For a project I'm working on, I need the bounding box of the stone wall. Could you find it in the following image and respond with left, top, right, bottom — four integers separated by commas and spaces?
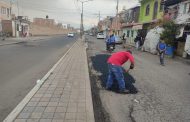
30, 23, 71, 36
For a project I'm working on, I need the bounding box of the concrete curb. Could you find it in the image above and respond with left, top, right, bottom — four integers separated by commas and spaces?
3, 40, 78, 122
83, 37, 95, 122
0, 41, 24, 46
0, 36, 55, 46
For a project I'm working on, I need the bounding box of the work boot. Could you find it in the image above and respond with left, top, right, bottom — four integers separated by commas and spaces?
118, 89, 130, 94
105, 87, 111, 91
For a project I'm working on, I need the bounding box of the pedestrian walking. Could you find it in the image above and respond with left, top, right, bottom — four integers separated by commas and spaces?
157, 40, 167, 66
134, 33, 142, 50
106, 50, 135, 94
122, 33, 126, 40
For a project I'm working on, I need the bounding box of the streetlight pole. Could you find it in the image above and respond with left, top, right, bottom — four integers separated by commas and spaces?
17, 0, 20, 16
78, 0, 92, 38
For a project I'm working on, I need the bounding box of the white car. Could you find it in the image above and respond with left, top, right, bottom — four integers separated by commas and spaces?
68, 33, 74, 37
97, 33, 105, 39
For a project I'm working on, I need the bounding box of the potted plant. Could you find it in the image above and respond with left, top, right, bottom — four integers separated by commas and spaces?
160, 20, 180, 57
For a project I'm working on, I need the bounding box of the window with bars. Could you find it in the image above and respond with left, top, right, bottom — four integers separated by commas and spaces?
160, 3, 164, 12
146, 4, 150, 16
1, 7, 6, 14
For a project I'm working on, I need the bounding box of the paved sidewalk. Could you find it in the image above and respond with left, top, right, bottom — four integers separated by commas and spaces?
5, 40, 94, 122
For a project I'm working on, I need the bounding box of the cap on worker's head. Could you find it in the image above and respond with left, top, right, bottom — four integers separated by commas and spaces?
126, 50, 132, 54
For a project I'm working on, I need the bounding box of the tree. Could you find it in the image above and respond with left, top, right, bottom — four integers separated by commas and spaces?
160, 20, 180, 46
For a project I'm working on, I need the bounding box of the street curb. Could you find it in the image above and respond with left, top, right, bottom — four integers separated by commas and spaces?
0, 41, 24, 46
83, 40, 95, 122
3, 40, 78, 122
0, 36, 53, 46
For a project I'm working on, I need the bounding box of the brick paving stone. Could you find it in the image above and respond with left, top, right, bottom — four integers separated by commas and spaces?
43, 94, 52, 98
56, 107, 67, 112
39, 119, 52, 122
40, 97, 50, 102
14, 119, 26, 122
41, 112, 54, 119
78, 103, 85, 108
76, 120, 86, 122
46, 90, 54, 94
27, 119, 39, 122
50, 97, 60, 102
68, 102, 77, 107
58, 102, 68, 107
30, 113, 42, 119
53, 113, 65, 119
77, 107, 86, 113
52, 94, 62, 98
22, 107, 35, 113
60, 98, 69, 103
37, 102, 49, 107
33, 94, 43, 98
17, 113, 31, 119
52, 119, 64, 122
67, 107, 77, 113
30, 97, 41, 102
76, 113, 86, 120
65, 120, 76, 122
33, 107, 45, 113
27, 102, 38, 107
44, 107, 57, 113
48, 102, 58, 107
65, 113, 76, 120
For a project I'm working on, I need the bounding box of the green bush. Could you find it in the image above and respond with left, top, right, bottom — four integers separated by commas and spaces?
160, 20, 180, 46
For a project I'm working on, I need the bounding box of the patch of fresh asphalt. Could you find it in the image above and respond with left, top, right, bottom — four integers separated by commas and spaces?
0, 35, 77, 121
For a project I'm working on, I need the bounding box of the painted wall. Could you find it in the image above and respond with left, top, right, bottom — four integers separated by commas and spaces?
0, 1, 11, 21
176, 1, 190, 24
122, 28, 138, 45
139, 0, 163, 23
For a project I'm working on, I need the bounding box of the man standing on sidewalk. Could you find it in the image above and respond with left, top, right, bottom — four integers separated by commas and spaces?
157, 40, 166, 66
106, 50, 135, 93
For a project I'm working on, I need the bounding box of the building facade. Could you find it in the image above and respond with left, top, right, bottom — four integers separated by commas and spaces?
139, 0, 164, 23
119, 6, 141, 45
98, 16, 112, 36
164, 0, 190, 57
0, 1, 11, 32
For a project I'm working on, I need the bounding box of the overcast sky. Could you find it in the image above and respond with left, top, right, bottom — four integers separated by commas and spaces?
3, 0, 139, 29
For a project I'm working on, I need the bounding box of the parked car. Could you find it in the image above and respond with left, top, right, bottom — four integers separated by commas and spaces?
67, 33, 74, 37
97, 33, 105, 39
89, 33, 93, 36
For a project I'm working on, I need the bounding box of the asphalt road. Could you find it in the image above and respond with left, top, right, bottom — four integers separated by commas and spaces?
87, 36, 190, 122
0, 35, 77, 121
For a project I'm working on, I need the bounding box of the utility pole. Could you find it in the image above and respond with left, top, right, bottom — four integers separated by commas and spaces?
17, 0, 20, 16
115, 0, 119, 36
98, 11, 100, 22
116, 0, 119, 15
78, 0, 92, 38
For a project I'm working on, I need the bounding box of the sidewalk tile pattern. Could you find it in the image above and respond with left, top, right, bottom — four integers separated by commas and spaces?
14, 40, 94, 122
